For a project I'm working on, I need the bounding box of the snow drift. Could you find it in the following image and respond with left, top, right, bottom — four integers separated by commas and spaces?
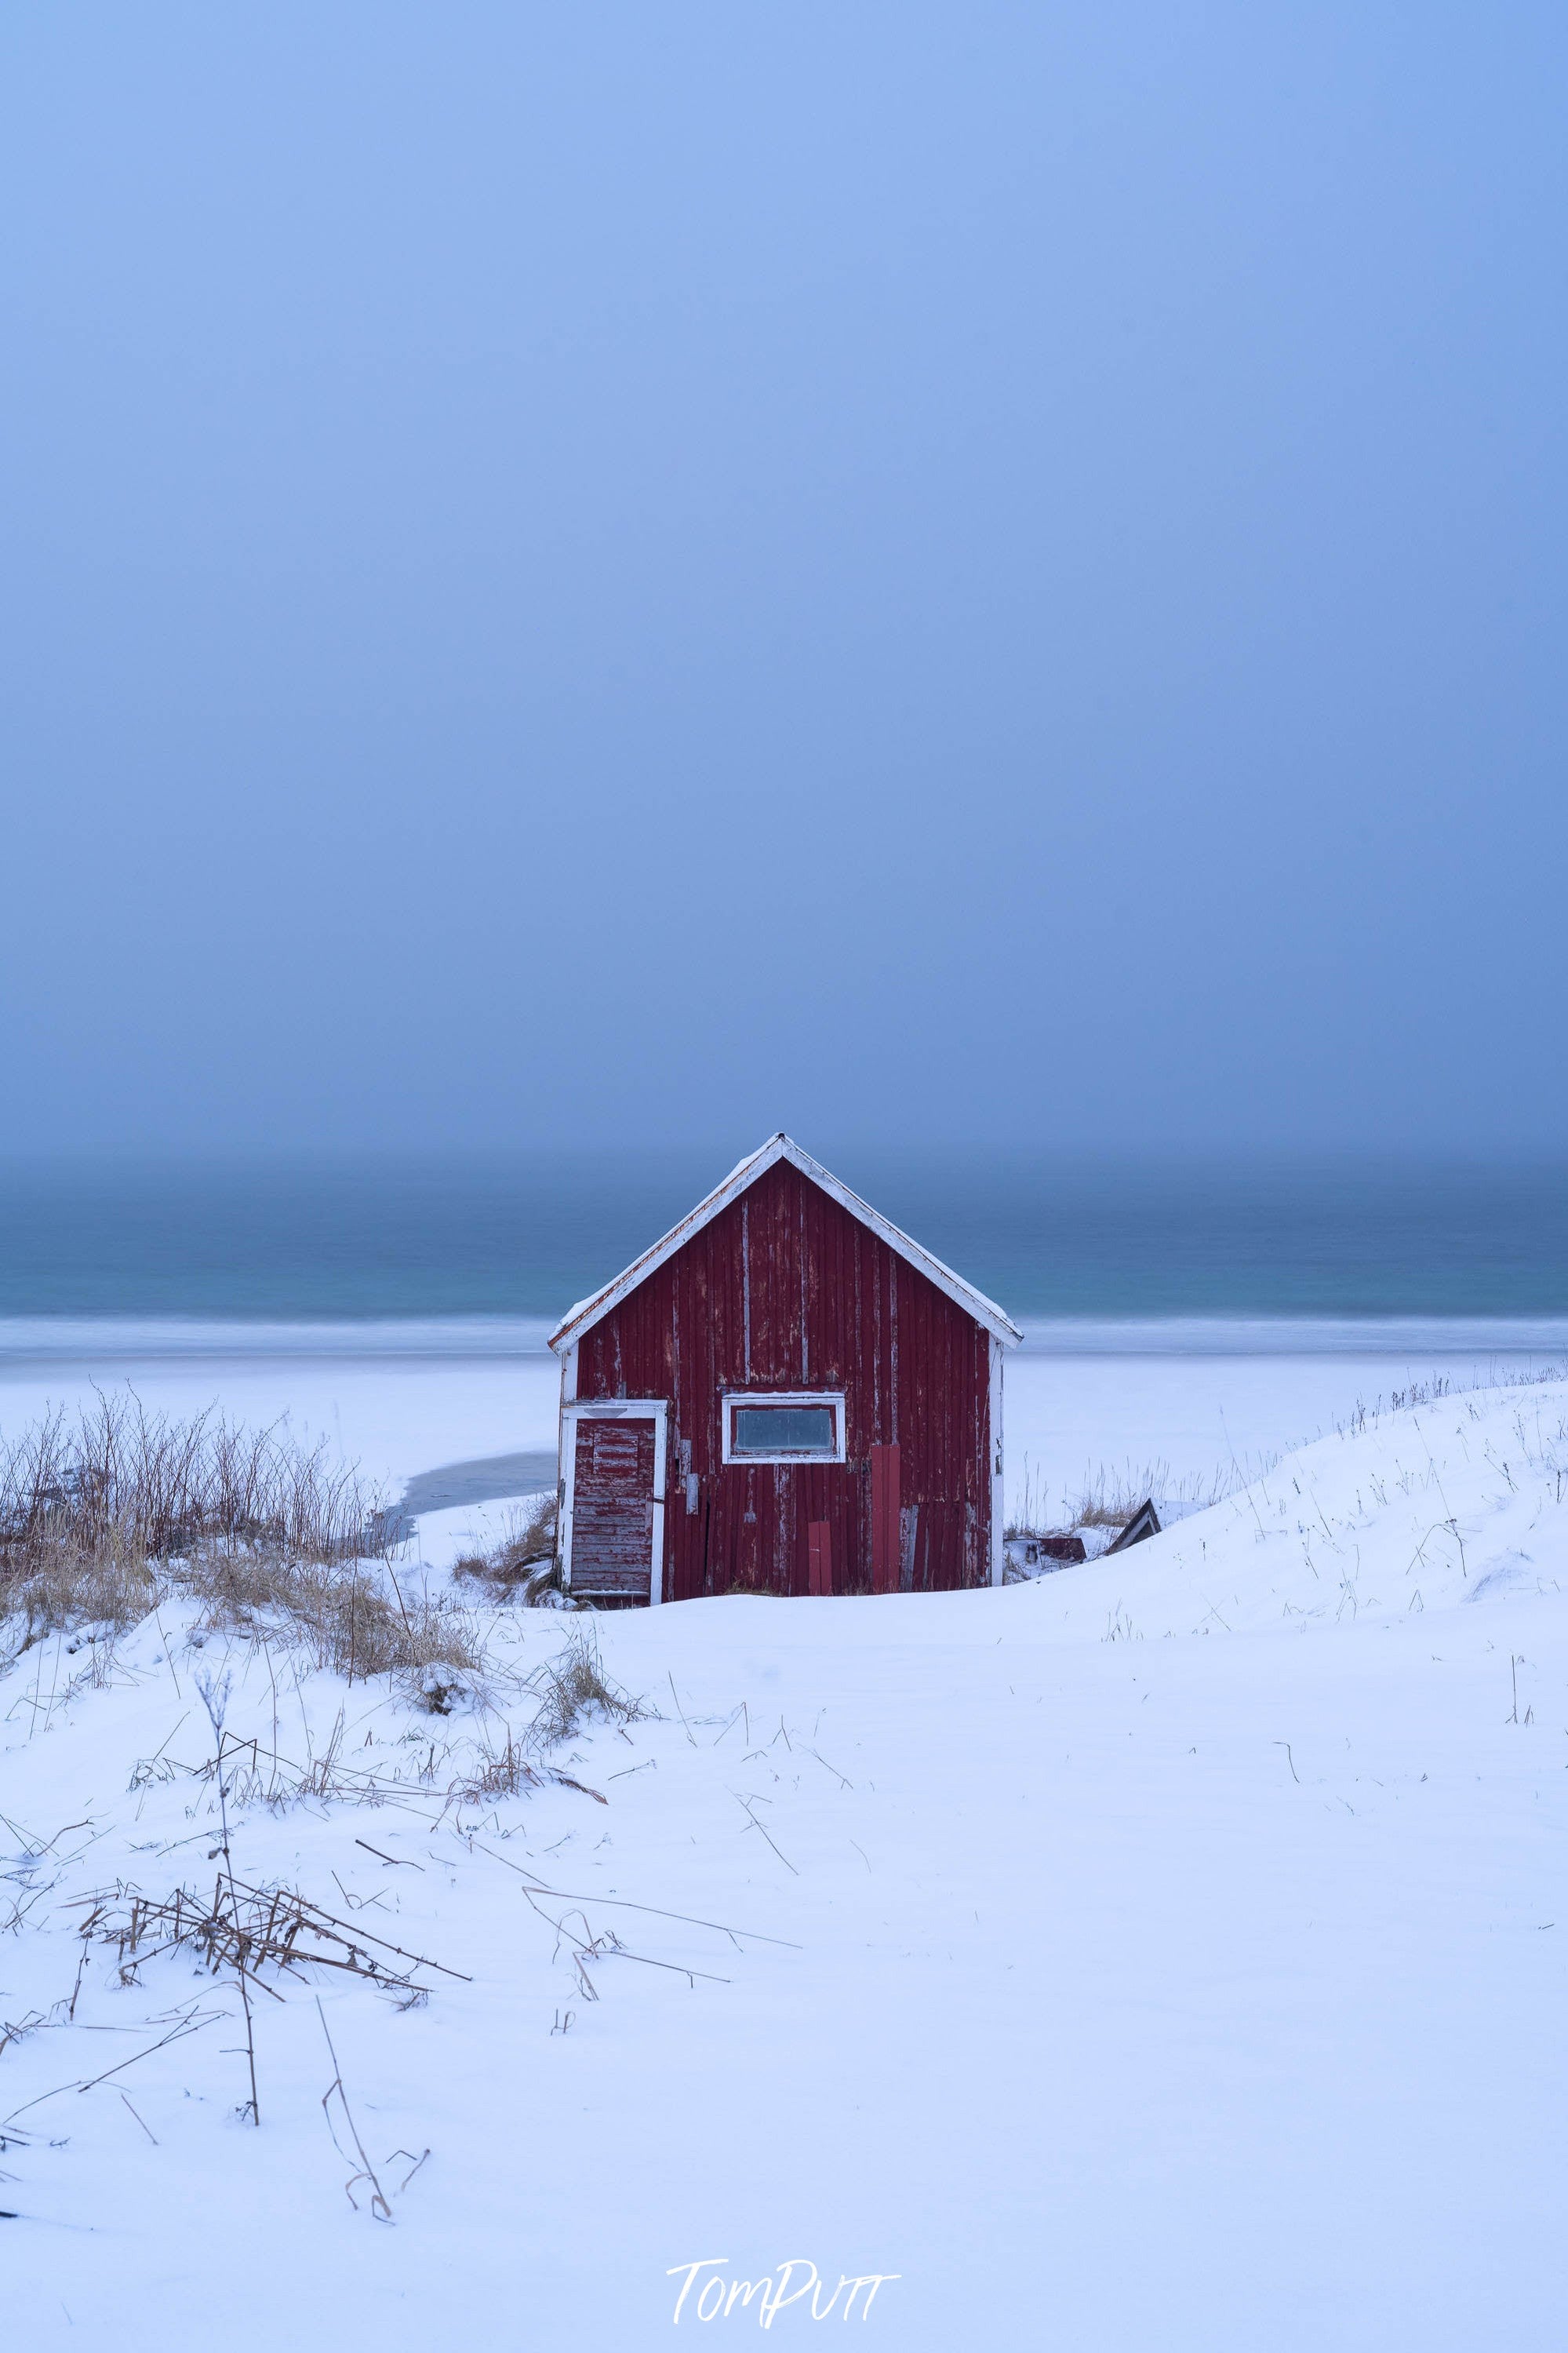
3, 1379, 1566, 2351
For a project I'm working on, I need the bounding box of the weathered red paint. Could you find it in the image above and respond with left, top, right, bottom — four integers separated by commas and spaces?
869, 1444, 900, 1594
567, 1156, 995, 1600
807, 1520, 831, 1596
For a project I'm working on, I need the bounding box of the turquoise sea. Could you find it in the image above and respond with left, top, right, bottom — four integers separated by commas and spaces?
0, 1152, 1564, 1328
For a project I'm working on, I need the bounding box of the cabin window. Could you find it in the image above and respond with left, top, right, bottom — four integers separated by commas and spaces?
735, 1406, 834, 1455
721, 1392, 846, 1465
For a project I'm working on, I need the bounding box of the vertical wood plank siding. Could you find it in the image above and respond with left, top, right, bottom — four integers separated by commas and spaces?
572, 1161, 992, 1599
869, 1444, 900, 1594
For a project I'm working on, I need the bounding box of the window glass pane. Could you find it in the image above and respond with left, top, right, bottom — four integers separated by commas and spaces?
732, 1405, 836, 1456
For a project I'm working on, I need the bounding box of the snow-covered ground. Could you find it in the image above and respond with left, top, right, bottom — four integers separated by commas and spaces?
0, 1324, 554, 1504
5, 1374, 1566, 2348
2, 1314, 1563, 1524
405, 1494, 551, 1572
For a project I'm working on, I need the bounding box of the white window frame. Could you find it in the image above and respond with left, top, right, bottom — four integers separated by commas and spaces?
720, 1390, 846, 1466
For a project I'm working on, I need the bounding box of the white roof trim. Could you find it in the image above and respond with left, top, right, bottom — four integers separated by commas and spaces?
548, 1134, 1024, 1353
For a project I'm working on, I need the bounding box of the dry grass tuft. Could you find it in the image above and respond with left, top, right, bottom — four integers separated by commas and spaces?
2, 1531, 159, 1652
443, 1628, 641, 1805
2, 1393, 372, 1564
526, 1623, 646, 1746
446, 1728, 577, 1805
1008, 1452, 1229, 1539
0, 1397, 379, 1655
172, 1546, 483, 1693
449, 1728, 539, 1803
72, 1873, 454, 1998
1073, 1492, 1148, 1531
1070, 1460, 1245, 1526
0, 1400, 490, 1694
451, 1493, 561, 1601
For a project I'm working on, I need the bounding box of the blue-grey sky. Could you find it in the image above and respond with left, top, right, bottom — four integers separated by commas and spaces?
2, 4, 1564, 1158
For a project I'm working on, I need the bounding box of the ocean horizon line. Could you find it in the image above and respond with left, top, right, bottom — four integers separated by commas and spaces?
2, 1312, 1566, 1362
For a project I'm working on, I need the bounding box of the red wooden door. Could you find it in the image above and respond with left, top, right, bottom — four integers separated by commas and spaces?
571, 1417, 657, 1601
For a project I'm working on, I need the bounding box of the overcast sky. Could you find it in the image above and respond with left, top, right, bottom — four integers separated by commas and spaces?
2, 5, 1564, 1160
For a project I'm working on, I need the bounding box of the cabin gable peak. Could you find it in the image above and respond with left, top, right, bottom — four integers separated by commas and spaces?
548, 1132, 1024, 1353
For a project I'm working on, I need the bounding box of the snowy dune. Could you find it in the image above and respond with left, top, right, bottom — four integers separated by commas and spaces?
1024, 1377, 1568, 1632
3, 1377, 1566, 2347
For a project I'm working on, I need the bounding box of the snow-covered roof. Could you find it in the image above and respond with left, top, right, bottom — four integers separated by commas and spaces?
548, 1133, 1024, 1353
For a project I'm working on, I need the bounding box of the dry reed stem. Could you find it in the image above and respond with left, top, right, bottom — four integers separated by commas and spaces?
70, 1873, 464, 1996
451, 1493, 562, 1600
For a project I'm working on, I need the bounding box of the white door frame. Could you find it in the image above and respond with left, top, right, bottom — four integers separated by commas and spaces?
988, 1335, 1005, 1588
559, 1398, 669, 1604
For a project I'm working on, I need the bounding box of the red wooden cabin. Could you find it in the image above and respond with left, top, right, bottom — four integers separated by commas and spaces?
548, 1135, 1023, 1604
